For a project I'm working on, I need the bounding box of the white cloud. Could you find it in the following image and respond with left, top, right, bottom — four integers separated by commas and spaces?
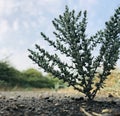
0, 48, 8, 57
0, 47, 13, 61
0, 19, 9, 33
0, 0, 18, 16
22, 21, 29, 29
17, 0, 63, 18
10, 51, 39, 71
13, 20, 19, 31
67, 0, 98, 11
0, 19, 10, 42
78, 0, 98, 10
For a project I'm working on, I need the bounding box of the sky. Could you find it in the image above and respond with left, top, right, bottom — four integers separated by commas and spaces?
0, 0, 120, 71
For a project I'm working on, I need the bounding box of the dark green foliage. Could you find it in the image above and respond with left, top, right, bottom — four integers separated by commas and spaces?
22, 68, 43, 79
22, 68, 65, 88
28, 6, 120, 100
0, 61, 21, 87
0, 61, 64, 89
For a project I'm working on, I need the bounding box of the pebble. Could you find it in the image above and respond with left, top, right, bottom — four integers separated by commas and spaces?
0, 94, 6, 99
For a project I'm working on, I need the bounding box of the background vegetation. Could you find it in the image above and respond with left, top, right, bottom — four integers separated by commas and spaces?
0, 60, 66, 90
0, 60, 120, 97
0, 61, 119, 93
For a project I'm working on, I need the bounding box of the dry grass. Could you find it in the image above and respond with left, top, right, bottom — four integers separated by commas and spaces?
97, 69, 120, 97
57, 69, 120, 97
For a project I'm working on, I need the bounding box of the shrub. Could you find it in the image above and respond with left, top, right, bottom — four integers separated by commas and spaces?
0, 61, 21, 86
22, 68, 43, 78
28, 6, 120, 100
0, 61, 65, 89
22, 68, 64, 88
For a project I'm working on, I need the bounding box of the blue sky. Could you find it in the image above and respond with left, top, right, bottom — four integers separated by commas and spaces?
0, 0, 120, 70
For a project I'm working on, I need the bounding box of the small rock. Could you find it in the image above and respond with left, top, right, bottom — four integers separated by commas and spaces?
110, 100, 116, 105
47, 99, 53, 102
102, 109, 111, 113
28, 107, 35, 111
0, 95, 6, 99
71, 97, 75, 100
17, 104, 25, 108
55, 103, 59, 106
75, 97, 84, 101
44, 96, 49, 100
0, 95, 2, 99
9, 96, 16, 100
16, 95, 21, 99
108, 93, 114, 98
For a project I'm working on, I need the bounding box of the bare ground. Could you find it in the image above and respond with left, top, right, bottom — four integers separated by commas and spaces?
0, 89, 120, 116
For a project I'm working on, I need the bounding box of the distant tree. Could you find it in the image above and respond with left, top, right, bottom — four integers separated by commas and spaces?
0, 61, 21, 85
28, 6, 120, 100
22, 68, 43, 78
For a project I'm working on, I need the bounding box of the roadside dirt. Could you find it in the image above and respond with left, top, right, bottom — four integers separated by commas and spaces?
0, 91, 120, 116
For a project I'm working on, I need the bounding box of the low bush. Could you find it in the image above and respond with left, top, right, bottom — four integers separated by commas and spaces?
28, 6, 120, 100
0, 61, 65, 89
